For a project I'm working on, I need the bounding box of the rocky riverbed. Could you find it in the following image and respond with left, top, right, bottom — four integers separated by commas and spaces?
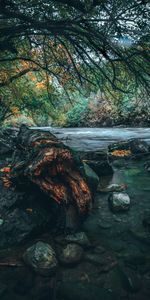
0, 127, 150, 300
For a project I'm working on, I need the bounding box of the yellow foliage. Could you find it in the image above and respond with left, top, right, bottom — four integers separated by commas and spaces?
110, 150, 132, 157
36, 81, 46, 89
11, 106, 20, 115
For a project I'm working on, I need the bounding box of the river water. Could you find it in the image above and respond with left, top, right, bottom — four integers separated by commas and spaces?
32, 127, 150, 151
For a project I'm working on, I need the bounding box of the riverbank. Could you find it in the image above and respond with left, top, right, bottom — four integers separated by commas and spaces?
0, 127, 150, 300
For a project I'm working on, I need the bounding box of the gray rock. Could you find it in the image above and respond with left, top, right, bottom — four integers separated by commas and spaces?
59, 243, 83, 265
65, 232, 90, 247
23, 241, 58, 276
0, 218, 4, 226
108, 139, 149, 156
98, 183, 127, 193
109, 192, 130, 212
83, 162, 99, 191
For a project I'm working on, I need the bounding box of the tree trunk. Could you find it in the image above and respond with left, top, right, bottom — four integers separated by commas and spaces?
9, 125, 92, 217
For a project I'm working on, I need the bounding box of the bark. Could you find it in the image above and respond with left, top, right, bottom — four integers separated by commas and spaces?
9, 125, 92, 216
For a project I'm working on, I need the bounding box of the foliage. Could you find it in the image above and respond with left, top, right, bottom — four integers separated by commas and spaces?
0, 0, 150, 93
66, 96, 90, 127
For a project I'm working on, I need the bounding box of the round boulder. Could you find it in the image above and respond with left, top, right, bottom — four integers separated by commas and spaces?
109, 192, 130, 212
59, 243, 83, 265
23, 241, 58, 276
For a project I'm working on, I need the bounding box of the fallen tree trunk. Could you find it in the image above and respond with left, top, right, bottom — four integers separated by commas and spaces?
8, 125, 92, 217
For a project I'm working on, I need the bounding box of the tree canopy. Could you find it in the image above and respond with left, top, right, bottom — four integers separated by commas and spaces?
0, 0, 150, 93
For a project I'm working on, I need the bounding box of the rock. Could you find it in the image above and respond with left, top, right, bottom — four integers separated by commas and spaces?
108, 192, 130, 212
130, 139, 149, 154
143, 215, 150, 230
0, 218, 4, 226
98, 183, 127, 193
0, 183, 54, 249
119, 267, 142, 292
57, 282, 118, 300
83, 162, 99, 191
85, 251, 117, 272
129, 226, 150, 245
98, 219, 112, 229
65, 232, 90, 247
108, 139, 150, 156
85, 160, 114, 177
59, 243, 83, 265
23, 241, 58, 276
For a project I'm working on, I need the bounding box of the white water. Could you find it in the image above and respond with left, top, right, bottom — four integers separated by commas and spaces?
32, 127, 150, 151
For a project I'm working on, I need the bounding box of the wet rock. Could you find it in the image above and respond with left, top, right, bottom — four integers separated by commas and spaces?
65, 232, 90, 247
129, 226, 150, 245
0, 182, 55, 249
98, 219, 112, 229
143, 215, 150, 230
108, 139, 150, 156
98, 183, 127, 193
57, 282, 118, 300
108, 192, 130, 212
130, 139, 149, 154
0, 218, 4, 226
23, 241, 58, 276
85, 251, 117, 272
59, 243, 83, 265
83, 162, 99, 191
85, 160, 114, 176
119, 267, 142, 292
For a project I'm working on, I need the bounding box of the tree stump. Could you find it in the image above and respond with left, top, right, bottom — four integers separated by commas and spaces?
8, 125, 92, 221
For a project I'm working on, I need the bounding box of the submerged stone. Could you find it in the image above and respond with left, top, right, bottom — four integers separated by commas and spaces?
65, 232, 90, 247
119, 267, 142, 292
108, 192, 130, 212
23, 241, 58, 276
57, 282, 118, 300
59, 243, 83, 265
83, 162, 99, 191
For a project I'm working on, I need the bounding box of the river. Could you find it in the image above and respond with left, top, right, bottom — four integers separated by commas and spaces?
32, 127, 150, 151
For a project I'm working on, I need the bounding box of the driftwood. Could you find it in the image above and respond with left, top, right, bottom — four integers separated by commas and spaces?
8, 125, 92, 217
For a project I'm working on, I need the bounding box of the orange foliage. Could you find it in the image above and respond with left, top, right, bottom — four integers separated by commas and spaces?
0, 167, 11, 173
110, 149, 132, 157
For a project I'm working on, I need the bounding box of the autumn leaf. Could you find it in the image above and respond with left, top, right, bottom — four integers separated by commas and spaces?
110, 149, 132, 157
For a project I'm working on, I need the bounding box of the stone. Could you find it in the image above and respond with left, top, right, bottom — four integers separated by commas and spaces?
23, 241, 58, 276
57, 282, 118, 300
143, 215, 150, 230
130, 139, 149, 154
108, 139, 150, 156
65, 232, 90, 247
0, 218, 4, 226
85, 251, 117, 272
59, 243, 83, 265
98, 183, 127, 193
129, 226, 150, 245
108, 192, 130, 212
119, 267, 142, 292
85, 160, 114, 177
83, 162, 99, 191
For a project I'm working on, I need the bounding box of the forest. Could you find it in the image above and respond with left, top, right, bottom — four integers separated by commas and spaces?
0, 0, 150, 127
0, 1, 150, 300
